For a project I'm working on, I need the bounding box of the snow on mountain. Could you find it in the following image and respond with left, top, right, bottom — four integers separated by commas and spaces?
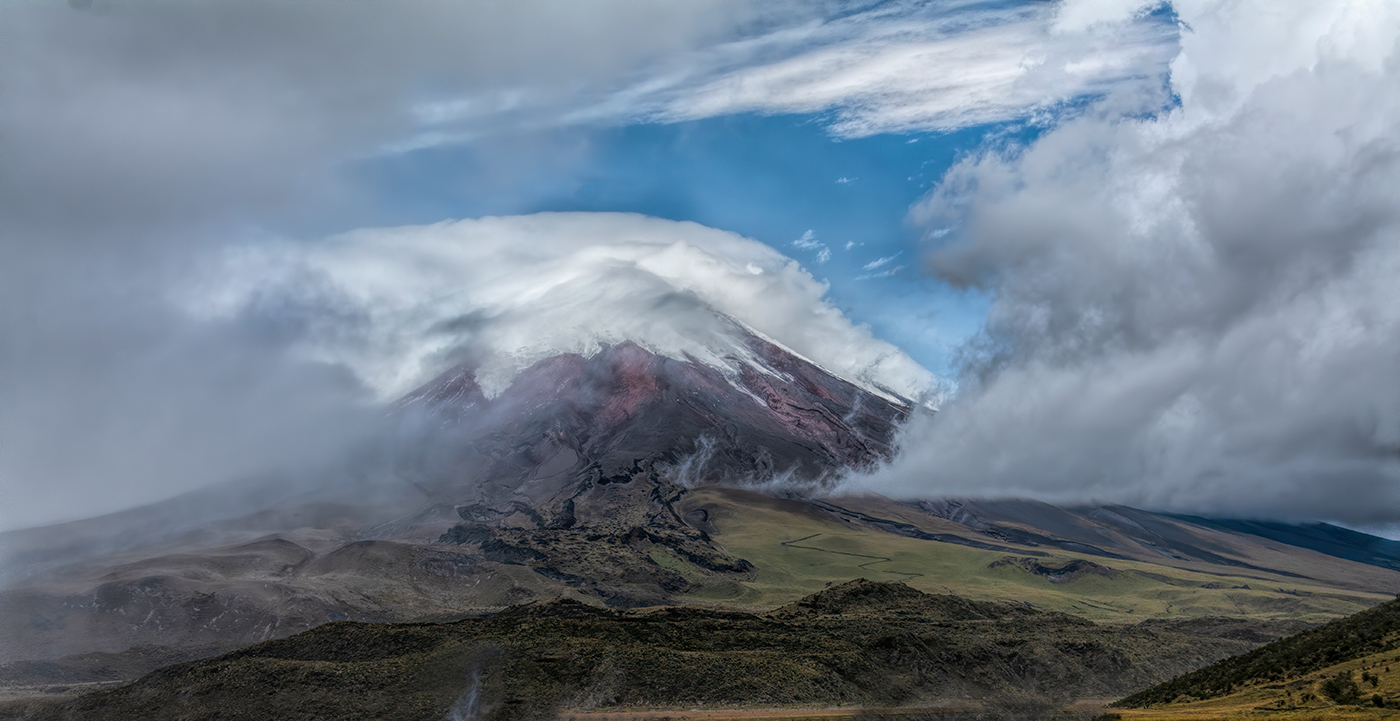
189, 212, 943, 408
392, 333, 913, 502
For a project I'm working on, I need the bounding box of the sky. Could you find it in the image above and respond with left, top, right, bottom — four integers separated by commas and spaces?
2, 0, 1398, 531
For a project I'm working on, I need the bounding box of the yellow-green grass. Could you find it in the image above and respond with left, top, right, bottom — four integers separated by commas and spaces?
1116, 643, 1400, 719
677, 488, 1390, 624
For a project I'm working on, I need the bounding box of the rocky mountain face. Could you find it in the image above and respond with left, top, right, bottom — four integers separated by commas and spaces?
387, 336, 910, 605
392, 335, 909, 502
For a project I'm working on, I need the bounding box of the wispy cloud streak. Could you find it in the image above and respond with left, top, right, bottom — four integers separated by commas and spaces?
564, 0, 1179, 137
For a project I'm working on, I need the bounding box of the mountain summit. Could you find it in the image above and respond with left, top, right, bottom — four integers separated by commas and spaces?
394, 328, 913, 502
384, 328, 914, 604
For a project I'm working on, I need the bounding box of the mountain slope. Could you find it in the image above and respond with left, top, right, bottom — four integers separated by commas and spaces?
675, 487, 1395, 622
392, 334, 910, 502
908, 498, 1400, 577
1118, 596, 1400, 708
390, 334, 914, 609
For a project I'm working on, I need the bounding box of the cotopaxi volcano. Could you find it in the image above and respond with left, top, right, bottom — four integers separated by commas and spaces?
3, 260, 1399, 717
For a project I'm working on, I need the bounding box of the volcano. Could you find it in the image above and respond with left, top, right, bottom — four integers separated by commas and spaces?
379, 329, 915, 605
393, 329, 911, 509
0, 325, 921, 666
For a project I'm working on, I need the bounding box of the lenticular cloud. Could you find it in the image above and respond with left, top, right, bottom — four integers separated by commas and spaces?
192, 212, 939, 404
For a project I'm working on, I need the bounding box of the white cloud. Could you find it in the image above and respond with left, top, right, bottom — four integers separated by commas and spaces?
862, 253, 902, 271
578, 1, 1180, 137
791, 229, 822, 249
193, 213, 939, 404
1052, 0, 1163, 34
860, 0, 1400, 523
791, 228, 831, 265
385, 1, 1180, 146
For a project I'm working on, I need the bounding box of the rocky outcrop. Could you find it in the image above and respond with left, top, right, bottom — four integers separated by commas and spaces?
989, 556, 1121, 584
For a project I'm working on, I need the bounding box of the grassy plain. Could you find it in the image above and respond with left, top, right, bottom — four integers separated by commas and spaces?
677, 488, 1391, 624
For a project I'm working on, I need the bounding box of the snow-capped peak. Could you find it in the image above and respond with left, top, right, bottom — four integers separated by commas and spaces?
188, 212, 941, 406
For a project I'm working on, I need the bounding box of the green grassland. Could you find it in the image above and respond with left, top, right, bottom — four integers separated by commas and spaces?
675, 488, 1391, 624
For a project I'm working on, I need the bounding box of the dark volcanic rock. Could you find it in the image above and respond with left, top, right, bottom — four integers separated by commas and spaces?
392, 334, 908, 607
989, 556, 1121, 584
435, 458, 751, 607
394, 336, 910, 503
770, 578, 1046, 621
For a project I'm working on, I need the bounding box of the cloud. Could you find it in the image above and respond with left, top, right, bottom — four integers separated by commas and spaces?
862, 253, 903, 272
193, 212, 939, 405
1053, 0, 1164, 34
791, 229, 823, 249
1, 1, 748, 236
855, 0, 1400, 523
580, 0, 1181, 137
791, 229, 831, 264
857, 252, 907, 279
371, 1, 1179, 144
0, 1, 760, 532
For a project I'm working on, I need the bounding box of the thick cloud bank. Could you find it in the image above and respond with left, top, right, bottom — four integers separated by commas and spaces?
194, 213, 939, 403
855, 0, 1400, 523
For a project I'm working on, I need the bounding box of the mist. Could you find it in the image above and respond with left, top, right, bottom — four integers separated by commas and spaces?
855, 0, 1400, 524
0, 0, 755, 532
12, 0, 976, 533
